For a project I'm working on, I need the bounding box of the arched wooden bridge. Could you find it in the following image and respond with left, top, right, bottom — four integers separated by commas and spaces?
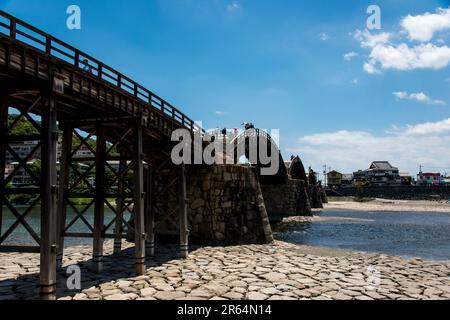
0, 11, 287, 300
230, 128, 287, 185
0, 10, 204, 299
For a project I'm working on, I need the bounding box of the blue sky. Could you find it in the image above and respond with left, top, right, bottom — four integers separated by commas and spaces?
3, 0, 450, 176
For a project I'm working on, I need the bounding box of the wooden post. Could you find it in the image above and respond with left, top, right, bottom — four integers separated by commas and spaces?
40, 93, 58, 300
113, 159, 126, 254
0, 93, 8, 239
93, 123, 105, 273
145, 163, 155, 256
133, 124, 146, 274
179, 164, 188, 258
56, 124, 72, 269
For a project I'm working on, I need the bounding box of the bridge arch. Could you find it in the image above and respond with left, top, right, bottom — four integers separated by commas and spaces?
230, 128, 287, 185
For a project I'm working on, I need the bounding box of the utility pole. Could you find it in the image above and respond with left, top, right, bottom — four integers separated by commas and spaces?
323, 164, 327, 187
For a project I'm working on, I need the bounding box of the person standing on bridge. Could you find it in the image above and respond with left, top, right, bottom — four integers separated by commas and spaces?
81, 59, 93, 73
242, 122, 255, 130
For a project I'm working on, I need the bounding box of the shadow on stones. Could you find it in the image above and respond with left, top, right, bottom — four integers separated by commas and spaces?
0, 243, 202, 300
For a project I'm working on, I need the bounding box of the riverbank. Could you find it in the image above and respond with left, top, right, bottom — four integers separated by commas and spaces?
324, 198, 450, 213
0, 240, 449, 300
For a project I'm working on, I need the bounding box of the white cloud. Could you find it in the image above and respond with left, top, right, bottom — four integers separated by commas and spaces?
344, 52, 358, 61
215, 111, 231, 116
362, 42, 450, 73
226, 1, 241, 13
354, 29, 391, 48
363, 61, 381, 74
403, 118, 450, 135
401, 8, 450, 42
351, 79, 359, 85
289, 118, 450, 174
393, 91, 408, 99
393, 91, 446, 105
319, 33, 329, 41
355, 8, 450, 74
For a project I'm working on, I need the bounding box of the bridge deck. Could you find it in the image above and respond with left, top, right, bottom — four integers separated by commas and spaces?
0, 10, 202, 153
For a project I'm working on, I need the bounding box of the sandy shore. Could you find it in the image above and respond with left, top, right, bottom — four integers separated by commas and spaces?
323, 198, 450, 213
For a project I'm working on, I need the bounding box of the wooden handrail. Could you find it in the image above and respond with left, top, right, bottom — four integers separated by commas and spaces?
0, 10, 204, 134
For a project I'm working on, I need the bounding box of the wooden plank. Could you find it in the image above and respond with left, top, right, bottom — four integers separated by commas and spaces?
56, 124, 73, 269
133, 124, 146, 275
92, 123, 105, 274
39, 92, 58, 300
0, 245, 40, 253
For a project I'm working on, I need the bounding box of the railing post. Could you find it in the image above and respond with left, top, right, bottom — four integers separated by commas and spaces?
45, 37, 52, 55
40, 92, 58, 300
98, 63, 103, 79
74, 51, 80, 68
9, 19, 16, 39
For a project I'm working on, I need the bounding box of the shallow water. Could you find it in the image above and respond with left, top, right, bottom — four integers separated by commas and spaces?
3, 206, 450, 261
0, 206, 127, 247
275, 210, 450, 261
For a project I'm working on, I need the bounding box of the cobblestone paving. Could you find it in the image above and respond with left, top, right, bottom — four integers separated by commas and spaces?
0, 241, 449, 300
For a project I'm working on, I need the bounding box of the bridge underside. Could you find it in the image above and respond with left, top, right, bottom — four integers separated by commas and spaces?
0, 35, 194, 300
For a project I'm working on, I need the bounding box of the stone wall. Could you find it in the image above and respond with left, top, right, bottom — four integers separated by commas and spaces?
261, 179, 312, 223
327, 186, 450, 200
185, 165, 274, 245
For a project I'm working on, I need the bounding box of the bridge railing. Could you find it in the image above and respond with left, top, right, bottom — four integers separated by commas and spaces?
0, 10, 203, 134
230, 128, 277, 147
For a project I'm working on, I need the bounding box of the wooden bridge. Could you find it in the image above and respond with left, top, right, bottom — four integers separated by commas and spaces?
0, 11, 287, 300
0, 10, 203, 300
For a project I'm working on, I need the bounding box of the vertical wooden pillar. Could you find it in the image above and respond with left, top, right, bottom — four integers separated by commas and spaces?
40, 93, 58, 300
179, 164, 188, 258
0, 93, 8, 238
113, 159, 126, 254
145, 163, 155, 257
56, 124, 72, 269
93, 123, 105, 273
133, 125, 145, 274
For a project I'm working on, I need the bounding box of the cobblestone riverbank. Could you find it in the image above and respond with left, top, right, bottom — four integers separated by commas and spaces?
0, 241, 449, 300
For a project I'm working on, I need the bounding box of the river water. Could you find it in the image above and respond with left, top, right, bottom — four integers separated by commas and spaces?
2, 206, 450, 261
275, 210, 450, 261
0, 206, 125, 247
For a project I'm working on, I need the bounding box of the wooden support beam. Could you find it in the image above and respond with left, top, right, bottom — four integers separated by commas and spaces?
56, 124, 73, 269
39, 93, 58, 300
133, 124, 146, 274
146, 163, 155, 257
113, 158, 126, 254
0, 245, 41, 253
93, 123, 106, 274
179, 164, 188, 259
0, 93, 9, 240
